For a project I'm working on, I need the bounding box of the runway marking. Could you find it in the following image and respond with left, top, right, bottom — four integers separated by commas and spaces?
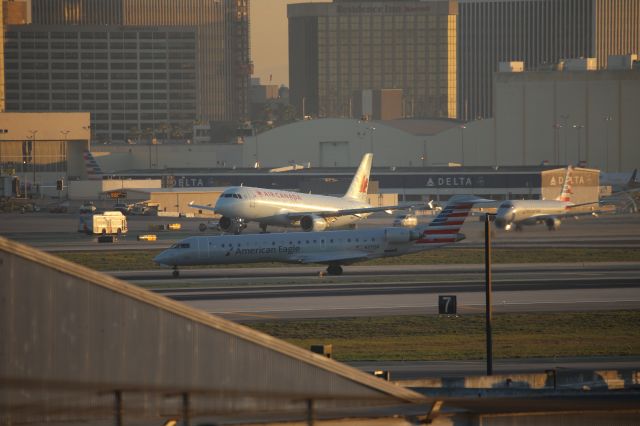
203, 299, 640, 315
218, 312, 278, 319
465, 299, 640, 307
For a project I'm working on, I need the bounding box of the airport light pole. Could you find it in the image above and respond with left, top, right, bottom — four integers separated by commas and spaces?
603, 114, 613, 172
60, 130, 70, 175
560, 114, 569, 164
552, 123, 562, 164
459, 125, 466, 166
484, 213, 495, 376
368, 126, 376, 156
28, 129, 38, 197
572, 124, 584, 164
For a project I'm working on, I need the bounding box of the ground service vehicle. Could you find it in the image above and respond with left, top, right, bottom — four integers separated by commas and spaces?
79, 211, 128, 235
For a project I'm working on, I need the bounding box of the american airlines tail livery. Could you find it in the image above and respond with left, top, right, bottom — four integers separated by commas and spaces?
494, 166, 598, 231
190, 153, 417, 234
155, 195, 488, 277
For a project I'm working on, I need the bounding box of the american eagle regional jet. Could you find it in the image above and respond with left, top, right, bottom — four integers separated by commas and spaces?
155, 195, 489, 277
189, 153, 416, 234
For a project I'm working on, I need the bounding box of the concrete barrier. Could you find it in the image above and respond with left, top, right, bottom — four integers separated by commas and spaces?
397, 368, 640, 391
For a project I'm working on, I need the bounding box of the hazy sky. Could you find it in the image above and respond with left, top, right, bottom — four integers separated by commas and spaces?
251, 0, 299, 87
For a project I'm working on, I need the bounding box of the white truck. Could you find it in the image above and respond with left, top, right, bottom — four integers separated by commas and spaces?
79, 211, 128, 236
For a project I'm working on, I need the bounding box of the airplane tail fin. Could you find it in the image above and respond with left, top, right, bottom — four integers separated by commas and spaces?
83, 151, 104, 180
415, 195, 487, 245
628, 169, 638, 186
556, 166, 574, 202
343, 153, 373, 202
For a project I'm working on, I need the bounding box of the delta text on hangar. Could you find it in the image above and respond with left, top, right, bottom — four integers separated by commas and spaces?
113, 165, 600, 205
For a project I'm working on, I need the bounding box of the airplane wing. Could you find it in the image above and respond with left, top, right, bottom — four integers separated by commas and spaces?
188, 201, 216, 212
293, 251, 370, 265
522, 210, 599, 225
286, 202, 428, 220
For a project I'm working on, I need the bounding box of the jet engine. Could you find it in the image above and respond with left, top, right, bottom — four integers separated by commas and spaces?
384, 227, 421, 243
545, 218, 561, 231
218, 216, 247, 234
300, 215, 328, 232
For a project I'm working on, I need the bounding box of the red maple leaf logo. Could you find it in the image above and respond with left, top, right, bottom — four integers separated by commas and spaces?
359, 177, 369, 193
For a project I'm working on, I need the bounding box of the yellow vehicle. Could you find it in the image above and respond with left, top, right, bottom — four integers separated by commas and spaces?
137, 234, 157, 241
167, 223, 181, 230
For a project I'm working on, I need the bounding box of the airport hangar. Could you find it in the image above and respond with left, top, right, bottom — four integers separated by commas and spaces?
106, 165, 600, 216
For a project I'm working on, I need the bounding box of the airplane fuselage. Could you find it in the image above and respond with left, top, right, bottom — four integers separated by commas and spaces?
154, 227, 446, 268
214, 186, 372, 228
495, 199, 572, 229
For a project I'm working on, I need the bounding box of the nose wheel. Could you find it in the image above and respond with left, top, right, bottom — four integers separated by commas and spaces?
326, 264, 343, 276
172, 266, 180, 278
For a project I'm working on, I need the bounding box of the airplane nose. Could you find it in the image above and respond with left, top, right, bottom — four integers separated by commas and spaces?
153, 251, 171, 266
214, 197, 229, 215
495, 211, 514, 229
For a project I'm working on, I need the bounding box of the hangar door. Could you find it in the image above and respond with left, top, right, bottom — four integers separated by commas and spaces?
319, 141, 350, 167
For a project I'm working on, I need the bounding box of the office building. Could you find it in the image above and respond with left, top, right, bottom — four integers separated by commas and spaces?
458, 0, 640, 120
5, 26, 198, 144
288, 0, 458, 119
4, 0, 250, 143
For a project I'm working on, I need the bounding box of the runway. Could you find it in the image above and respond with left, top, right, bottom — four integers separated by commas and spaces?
122, 263, 640, 321
347, 356, 640, 380
2, 211, 640, 250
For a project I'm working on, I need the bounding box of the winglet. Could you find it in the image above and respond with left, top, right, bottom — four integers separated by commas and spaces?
344, 153, 373, 202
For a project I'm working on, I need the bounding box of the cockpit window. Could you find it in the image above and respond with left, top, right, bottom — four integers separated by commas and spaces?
170, 243, 190, 249
223, 193, 242, 199
499, 201, 514, 209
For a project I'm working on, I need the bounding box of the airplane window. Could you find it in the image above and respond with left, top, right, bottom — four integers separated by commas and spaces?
272, 241, 276, 245
313, 240, 317, 243
306, 240, 309, 244
237, 194, 243, 199
170, 243, 179, 249
321, 240, 324, 243
298, 241, 301, 244
355, 238, 359, 242
330, 239, 333, 243
179, 243, 190, 249
347, 239, 351, 243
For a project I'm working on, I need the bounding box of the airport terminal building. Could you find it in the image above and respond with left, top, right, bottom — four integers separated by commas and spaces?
114, 165, 600, 207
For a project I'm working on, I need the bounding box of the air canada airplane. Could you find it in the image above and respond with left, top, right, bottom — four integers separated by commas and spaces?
495, 166, 598, 231
189, 153, 418, 234
154, 195, 488, 277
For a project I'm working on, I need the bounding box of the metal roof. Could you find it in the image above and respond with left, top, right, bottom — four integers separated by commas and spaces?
0, 236, 425, 424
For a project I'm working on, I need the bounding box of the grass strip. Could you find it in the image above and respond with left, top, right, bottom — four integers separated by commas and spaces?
53, 247, 640, 271
246, 311, 640, 362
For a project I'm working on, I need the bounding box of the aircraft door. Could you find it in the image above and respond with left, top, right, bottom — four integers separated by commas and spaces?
249, 192, 256, 208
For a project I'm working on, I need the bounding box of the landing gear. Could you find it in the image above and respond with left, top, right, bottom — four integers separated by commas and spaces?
259, 223, 268, 233
326, 264, 343, 276
515, 224, 523, 232
172, 266, 180, 278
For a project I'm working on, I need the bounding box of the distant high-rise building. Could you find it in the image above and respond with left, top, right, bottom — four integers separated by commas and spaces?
458, 0, 640, 121
1, 0, 31, 112
4, 0, 250, 143
288, 0, 458, 120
